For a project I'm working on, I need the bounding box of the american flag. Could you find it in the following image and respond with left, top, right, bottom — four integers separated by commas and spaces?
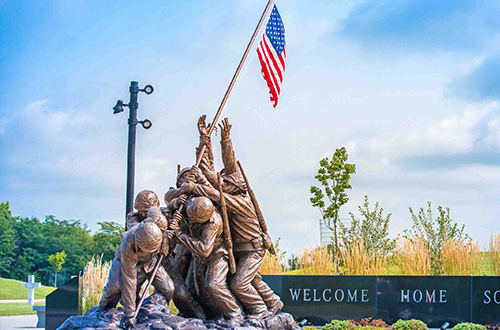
257, 4, 286, 108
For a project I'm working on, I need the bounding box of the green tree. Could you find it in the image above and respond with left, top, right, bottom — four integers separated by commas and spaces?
0, 202, 16, 277
404, 202, 467, 275
341, 195, 395, 256
93, 221, 124, 261
310, 147, 356, 255
48, 251, 67, 287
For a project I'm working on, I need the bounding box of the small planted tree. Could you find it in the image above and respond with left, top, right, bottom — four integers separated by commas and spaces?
310, 147, 356, 256
48, 251, 67, 287
341, 195, 395, 256
404, 202, 467, 275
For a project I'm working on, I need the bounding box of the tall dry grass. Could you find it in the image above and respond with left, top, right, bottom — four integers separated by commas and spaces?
260, 251, 285, 275
79, 255, 111, 314
395, 237, 431, 275
441, 239, 482, 275
342, 239, 388, 275
488, 233, 500, 276
285, 245, 336, 275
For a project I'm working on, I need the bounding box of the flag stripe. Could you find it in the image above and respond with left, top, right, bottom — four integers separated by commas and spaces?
257, 4, 285, 108
257, 44, 279, 106
263, 35, 283, 81
261, 39, 281, 94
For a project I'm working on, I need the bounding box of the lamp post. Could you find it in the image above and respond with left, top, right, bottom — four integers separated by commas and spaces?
113, 81, 154, 226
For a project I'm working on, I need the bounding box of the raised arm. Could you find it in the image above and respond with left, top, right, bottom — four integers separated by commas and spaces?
219, 118, 238, 175
197, 115, 218, 188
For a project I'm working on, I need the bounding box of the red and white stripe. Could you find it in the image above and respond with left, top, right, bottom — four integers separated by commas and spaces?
257, 34, 286, 108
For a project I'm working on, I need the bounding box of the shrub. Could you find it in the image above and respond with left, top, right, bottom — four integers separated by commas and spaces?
392, 319, 428, 330
353, 326, 387, 330
349, 317, 388, 328
323, 320, 355, 330
452, 323, 486, 330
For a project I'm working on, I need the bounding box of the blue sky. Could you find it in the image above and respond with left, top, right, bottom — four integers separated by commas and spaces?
1, 0, 500, 254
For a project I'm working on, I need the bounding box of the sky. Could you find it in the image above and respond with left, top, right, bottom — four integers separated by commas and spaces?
1, 0, 500, 255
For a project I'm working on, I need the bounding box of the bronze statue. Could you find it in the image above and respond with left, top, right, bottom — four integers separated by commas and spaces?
181, 116, 283, 319
175, 196, 243, 324
163, 171, 206, 320
98, 220, 174, 328
92, 116, 294, 330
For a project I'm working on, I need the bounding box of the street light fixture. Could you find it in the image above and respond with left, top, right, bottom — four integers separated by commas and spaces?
113, 81, 154, 225
113, 100, 125, 114
139, 119, 152, 130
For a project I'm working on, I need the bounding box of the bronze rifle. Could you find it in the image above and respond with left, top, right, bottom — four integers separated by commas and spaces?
237, 160, 276, 255
217, 172, 237, 274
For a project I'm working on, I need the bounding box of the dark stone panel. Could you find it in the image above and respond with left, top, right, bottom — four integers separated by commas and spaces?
262, 275, 283, 297
377, 276, 471, 327
278, 275, 377, 326
472, 276, 500, 325
46, 277, 79, 330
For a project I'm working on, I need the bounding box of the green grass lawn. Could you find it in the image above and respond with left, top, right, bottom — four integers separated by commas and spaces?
0, 302, 44, 316
0, 277, 56, 300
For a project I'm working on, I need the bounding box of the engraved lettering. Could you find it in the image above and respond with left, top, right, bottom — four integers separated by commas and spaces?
303, 289, 311, 302
413, 289, 423, 303
361, 289, 369, 302
401, 290, 410, 303
426, 290, 436, 303
439, 290, 447, 303
494, 290, 500, 304
335, 289, 344, 302
484, 290, 491, 304
348, 289, 358, 302
323, 289, 332, 302
289, 289, 301, 301
313, 289, 321, 302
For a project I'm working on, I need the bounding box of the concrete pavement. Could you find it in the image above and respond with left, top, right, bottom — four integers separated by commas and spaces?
0, 315, 43, 330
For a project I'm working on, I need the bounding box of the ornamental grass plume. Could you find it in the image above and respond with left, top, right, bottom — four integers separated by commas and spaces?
342, 239, 387, 275
395, 236, 431, 276
441, 238, 482, 275
260, 251, 285, 275
79, 255, 111, 314
295, 245, 336, 275
488, 233, 500, 276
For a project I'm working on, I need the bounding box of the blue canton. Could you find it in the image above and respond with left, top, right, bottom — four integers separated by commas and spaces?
265, 5, 285, 56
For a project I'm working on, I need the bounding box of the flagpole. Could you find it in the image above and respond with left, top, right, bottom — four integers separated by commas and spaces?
195, 0, 275, 166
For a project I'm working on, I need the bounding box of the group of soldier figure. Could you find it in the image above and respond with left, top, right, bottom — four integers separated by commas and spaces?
97, 116, 283, 328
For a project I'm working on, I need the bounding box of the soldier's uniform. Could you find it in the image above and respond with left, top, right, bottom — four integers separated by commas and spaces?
187, 127, 282, 318
98, 221, 174, 325
126, 190, 164, 231
163, 169, 206, 319
175, 197, 243, 323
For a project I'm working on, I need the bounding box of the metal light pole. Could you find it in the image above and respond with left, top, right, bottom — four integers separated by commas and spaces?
113, 81, 154, 226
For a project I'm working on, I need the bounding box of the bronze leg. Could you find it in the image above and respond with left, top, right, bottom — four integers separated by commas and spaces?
165, 254, 205, 319
151, 264, 174, 302
229, 250, 268, 316
252, 271, 282, 309
205, 256, 243, 321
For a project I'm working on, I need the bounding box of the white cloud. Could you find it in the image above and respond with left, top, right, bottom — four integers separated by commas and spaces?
360, 102, 499, 160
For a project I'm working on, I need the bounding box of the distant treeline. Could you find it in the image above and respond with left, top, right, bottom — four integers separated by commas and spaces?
0, 202, 123, 286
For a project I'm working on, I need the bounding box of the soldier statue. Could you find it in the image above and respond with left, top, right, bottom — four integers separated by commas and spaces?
175, 196, 244, 325
181, 116, 283, 319
98, 218, 174, 328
